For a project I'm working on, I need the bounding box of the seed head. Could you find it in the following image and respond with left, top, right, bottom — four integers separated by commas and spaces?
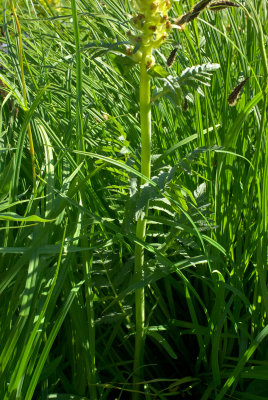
192, 0, 213, 14
174, 0, 213, 28
0, 78, 8, 97
166, 20, 172, 30
228, 77, 249, 106
167, 47, 178, 67
145, 54, 156, 69
183, 98, 189, 111
126, 46, 133, 55
175, 11, 199, 27
209, 1, 239, 11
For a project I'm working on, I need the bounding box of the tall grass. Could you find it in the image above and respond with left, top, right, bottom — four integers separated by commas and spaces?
0, 0, 267, 399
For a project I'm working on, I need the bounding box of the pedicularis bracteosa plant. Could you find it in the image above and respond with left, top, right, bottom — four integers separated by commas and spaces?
128, 1, 173, 395
126, 0, 241, 397
2, 0, 267, 399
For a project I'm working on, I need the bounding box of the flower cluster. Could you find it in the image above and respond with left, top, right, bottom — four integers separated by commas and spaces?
127, 0, 172, 67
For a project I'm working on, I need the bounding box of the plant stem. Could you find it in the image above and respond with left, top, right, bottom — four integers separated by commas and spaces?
246, 0, 268, 315
133, 49, 151, 400
71, 1, 96, 398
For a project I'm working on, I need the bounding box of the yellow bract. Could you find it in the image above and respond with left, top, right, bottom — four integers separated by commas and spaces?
130, 0, 172, 52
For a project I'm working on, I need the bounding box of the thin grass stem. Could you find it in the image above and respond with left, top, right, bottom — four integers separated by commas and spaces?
10, 1, 37, 193
71, 1, 96, 398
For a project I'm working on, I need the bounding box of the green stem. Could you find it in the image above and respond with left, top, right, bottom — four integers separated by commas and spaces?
247, 0, 268, 316
11, 2, 37, 193
71, 1, 96, 398
133, 49, 151, 400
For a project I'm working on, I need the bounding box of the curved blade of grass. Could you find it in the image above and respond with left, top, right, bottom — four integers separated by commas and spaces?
0, 212, 54, 222
215, 325, 268, 400
10, 85, 48, 201
4, 220, 67, 398
25, 281, 85, 400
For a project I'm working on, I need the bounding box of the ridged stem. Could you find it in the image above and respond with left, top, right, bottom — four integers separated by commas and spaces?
133, 48, 151, 400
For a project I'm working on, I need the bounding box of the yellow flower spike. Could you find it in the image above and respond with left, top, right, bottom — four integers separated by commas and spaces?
130, 0, 172, 54
130, 2, 175, 400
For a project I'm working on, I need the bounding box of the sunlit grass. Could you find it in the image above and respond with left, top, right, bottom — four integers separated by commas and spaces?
0, 0, 267, 399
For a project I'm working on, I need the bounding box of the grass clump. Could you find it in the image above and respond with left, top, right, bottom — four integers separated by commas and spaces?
0, 0, 267, 399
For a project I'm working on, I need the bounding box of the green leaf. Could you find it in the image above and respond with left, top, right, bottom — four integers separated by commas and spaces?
179, 63, 221, 81
148, 64, 169, 78
0, 72, 27, 110
0, 212, 54, 222
46, 395, 89, 400
216, 325, 268, 400
110, 53, 137, 75
0, 158, 14, 198
148, 331, 177, 359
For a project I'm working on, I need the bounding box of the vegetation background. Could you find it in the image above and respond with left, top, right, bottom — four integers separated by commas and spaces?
0, 0, 267, 399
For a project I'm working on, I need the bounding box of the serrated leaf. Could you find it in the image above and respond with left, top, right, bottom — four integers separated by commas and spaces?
194, 183, 207, 199
152, 81, 183, 106
148, 64, 169, 78
135, 168, 176, 219
163, 87, 184, 107
180, 63, 220, 79
136, 182, 158, 220
123, 159, 139, 231
110, 54, 136, 75
150, 198, 174, 216
185, 145, 223, 162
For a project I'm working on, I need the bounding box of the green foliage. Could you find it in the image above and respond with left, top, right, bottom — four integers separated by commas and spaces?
0, 0, 267, 399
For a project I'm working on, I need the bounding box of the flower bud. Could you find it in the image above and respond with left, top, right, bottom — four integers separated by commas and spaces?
132, 50, 143, 62
145, 54, 156, 69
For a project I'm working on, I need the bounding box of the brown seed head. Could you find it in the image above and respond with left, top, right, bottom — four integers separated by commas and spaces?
228, 77, 249, 106
166, 20, 172, 30
137, 13, 145, 20
192, 0, 213, 13
132, 16, 138, 25
183, 98, 189, 111
125, 47, 133, 55
175, 11, 199, 26
150, 2, 158, 10
209, 1, 239, 10
167, 47, 178, 67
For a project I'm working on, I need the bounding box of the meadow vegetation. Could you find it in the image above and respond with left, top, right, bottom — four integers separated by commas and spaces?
0, 0, 267, 399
